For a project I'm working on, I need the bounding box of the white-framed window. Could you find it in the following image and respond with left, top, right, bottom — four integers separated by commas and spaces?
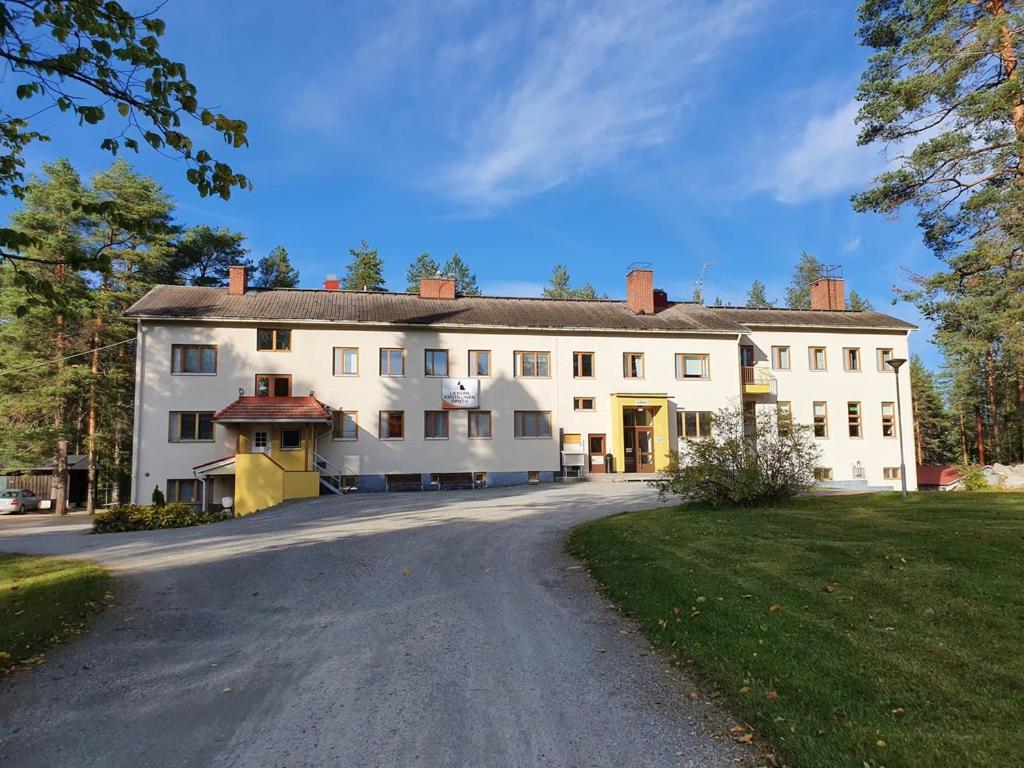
877, 348, 894, 371
169, 411, 214, 442
425, 349, 449, 377
468, 410, 491, 439
675, 353, 710, 380
332, 411, 358, 441
514, 411, 552, 438
333, 347, 359, 376
380, 348, 405, 376
623, 352, 644, 378
515, 351, 550, 377
171, 344, 217, 375
883, 467, 902, 480
424, 411, 449, 439
809, 347, 827, 371
573, 397, 596, 411
771, 346, 791, 370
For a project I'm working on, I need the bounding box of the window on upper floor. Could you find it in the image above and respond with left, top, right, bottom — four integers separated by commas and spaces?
813, 401, 828, 437
379, 410, 404, 440
844, 347, 861, 371
255, 374, 291, 397
771, 346, 791, 370
623, 352, 644, 379
573, 351, 594, 378
424, 349, 449, 377
380, 348, 405, 377
171, 344, 217, 375
333, 347, 359, 376
169, 411, 214, 442
877, 348, 894, 371
881, 401, 896, 437
332, 411, 358, 441
469, 350, 491, 377
515, 351, 550, 378
809, 347, 827, 371
675, 353, 710, 380
257, 328, 291, 351
848, 401, 862, 437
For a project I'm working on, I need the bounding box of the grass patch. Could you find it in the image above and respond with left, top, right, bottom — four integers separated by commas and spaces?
568, 492, 1024, 768
0, 553, 110, 674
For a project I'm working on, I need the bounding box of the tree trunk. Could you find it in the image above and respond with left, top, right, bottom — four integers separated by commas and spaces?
985, 347, 1001, 462
912, 389, 924, 465
959, 407, 969, 465
976, 407, 987, 466
85, 329, 100, 515
111, 429, 121, 505
53, 437, 68, 516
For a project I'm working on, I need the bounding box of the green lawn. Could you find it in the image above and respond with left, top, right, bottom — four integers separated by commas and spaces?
568, 493, 1024, 768
0, 553, 110, 674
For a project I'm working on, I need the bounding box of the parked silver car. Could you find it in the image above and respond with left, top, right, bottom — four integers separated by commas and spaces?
0, 489, 41, 514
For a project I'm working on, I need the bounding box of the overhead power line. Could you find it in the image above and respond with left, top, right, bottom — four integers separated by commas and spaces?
0, 336, 137, 376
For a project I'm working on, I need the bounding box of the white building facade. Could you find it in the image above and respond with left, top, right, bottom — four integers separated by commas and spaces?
126, 266, 918, 511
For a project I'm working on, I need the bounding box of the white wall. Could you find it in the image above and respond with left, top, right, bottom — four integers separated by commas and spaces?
131, 319, 917, 500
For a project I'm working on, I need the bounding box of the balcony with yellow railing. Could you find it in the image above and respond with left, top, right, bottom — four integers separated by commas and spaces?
741, 365, 774, 395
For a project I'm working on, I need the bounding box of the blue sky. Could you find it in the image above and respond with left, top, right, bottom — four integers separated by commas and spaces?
4, 0, 941, 364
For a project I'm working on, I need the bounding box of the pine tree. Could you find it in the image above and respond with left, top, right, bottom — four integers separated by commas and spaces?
910, 355, 956, 465
343, 240, 386, 291
543, 265, 605, 299
172, 226, 250, 286
784, 252, 824, 309
254, 246, 299, 289
406, 252, 440, 293
443, 253, 480, 296
746, 279, 775, 308
846, 290, 873, 311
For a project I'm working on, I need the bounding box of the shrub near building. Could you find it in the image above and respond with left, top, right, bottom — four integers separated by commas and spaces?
92, 503, 230, 534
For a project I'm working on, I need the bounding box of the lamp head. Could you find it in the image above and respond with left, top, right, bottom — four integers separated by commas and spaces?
887, 357, 907, 372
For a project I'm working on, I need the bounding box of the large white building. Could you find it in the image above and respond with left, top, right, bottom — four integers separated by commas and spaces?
126, 264, 917, 514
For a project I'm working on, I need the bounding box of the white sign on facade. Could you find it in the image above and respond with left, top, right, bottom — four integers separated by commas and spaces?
441, 378, 480, 409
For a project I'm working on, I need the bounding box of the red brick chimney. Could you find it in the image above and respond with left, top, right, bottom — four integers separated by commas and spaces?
323, 273, 340, 291
653, 288, 669, 309
227, 265, 247, 296
419, 275, 456, 299
809, 274, 845, 310
626, 263, 654, 315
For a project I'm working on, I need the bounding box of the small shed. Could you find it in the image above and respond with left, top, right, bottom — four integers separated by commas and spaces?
916, 464, 962, 491
0, 455, 90, 506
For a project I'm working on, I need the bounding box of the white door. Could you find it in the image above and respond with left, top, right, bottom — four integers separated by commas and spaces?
252, 429, 270, 454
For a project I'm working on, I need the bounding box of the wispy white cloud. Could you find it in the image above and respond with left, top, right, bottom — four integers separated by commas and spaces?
754, 99, 886, 204
443, 0, 763, 206
842, 236, 861, 253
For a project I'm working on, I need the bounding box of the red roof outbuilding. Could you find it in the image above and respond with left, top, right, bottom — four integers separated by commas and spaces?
916, 464, 962, 488
212, 396, 332, 424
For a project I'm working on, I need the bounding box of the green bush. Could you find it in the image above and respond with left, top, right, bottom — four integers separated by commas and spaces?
957, 464, 989, 491
92, 503, 230, 534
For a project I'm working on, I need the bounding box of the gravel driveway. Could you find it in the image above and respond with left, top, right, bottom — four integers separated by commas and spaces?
0, 484, 747, 768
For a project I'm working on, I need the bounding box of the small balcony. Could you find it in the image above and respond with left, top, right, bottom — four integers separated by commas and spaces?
741, 365, 774, 395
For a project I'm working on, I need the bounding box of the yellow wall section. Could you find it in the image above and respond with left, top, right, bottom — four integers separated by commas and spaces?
232, 447, 320, 516
610, 395, 671, 473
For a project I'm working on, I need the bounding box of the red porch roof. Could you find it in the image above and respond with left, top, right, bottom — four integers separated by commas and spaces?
213, 396, 332, 424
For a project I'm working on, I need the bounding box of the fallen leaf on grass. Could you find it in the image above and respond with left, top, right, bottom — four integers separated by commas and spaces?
766, 690, 779, 701
876, 739, 887, 749
735, 733, 753, 745
222, 687, 232, 694
768, 603, 781, 614
403, 568, 413, 577
730, 725, 747, 734
739, 686, 750, 695
891, 707, 905, 716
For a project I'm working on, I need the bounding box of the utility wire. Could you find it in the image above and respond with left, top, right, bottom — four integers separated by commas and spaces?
0, 336, 136, 375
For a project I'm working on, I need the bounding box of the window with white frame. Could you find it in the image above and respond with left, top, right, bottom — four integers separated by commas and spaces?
333, 347, 359, 376
675, 353, 710, 380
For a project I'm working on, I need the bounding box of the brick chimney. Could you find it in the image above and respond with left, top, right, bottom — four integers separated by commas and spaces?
419, 275, 456, 299
323, 273, 340, 291
227, 265, 247, 296
653, 288, 669, 309
626, 263, 654, 315
809, 268, 845, 310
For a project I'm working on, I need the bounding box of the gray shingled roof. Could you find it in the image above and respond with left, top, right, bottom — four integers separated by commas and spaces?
705, 307, 916, 330
124, 285, 915, 333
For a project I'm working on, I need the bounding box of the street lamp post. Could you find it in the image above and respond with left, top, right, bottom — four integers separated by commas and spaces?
886, 357, 909, 496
